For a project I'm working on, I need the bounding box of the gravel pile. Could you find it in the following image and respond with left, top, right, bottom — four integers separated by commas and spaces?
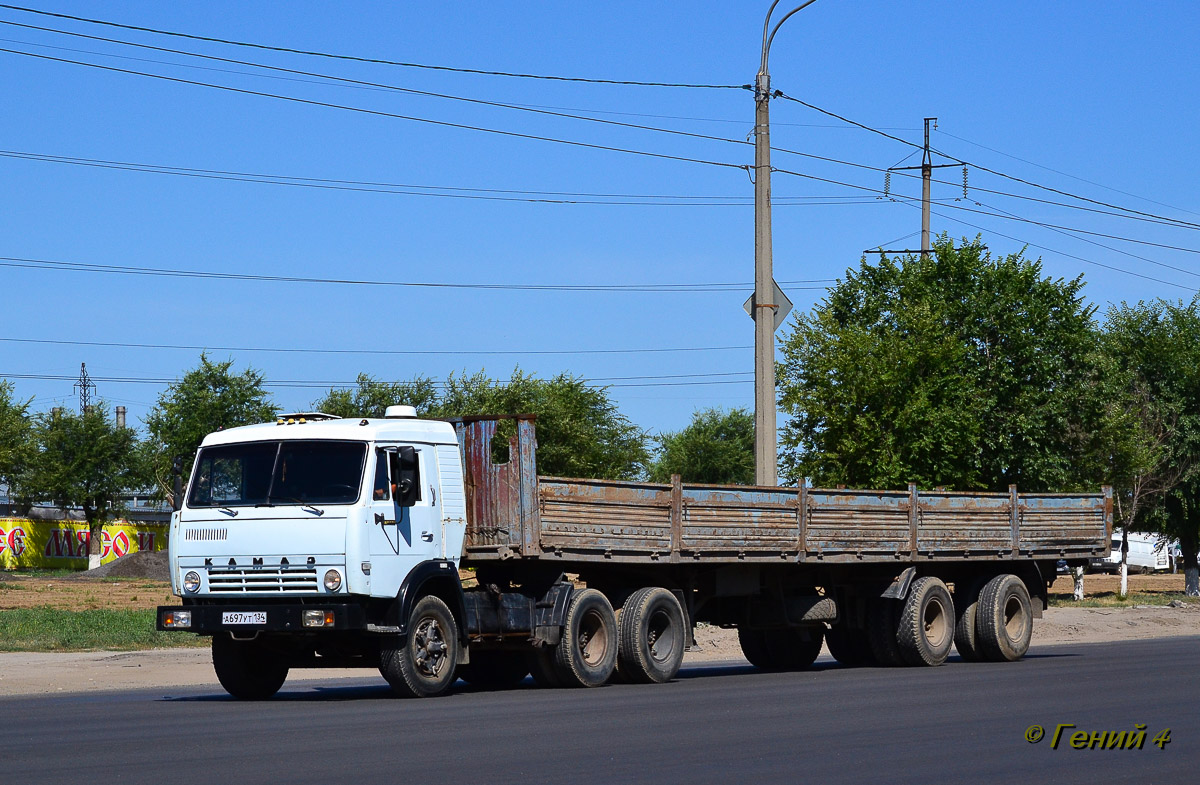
69, 551, 170, 581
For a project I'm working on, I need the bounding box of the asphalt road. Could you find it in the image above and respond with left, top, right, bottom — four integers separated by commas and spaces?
2, 637, 1196, 785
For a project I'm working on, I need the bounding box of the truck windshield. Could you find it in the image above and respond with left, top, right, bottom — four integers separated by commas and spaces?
188, 440, 367, 507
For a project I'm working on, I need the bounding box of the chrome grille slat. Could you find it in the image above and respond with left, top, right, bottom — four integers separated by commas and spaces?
206, 567, 319, 593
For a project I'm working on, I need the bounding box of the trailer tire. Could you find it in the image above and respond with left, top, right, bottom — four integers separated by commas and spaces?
896, 577, 955, 667
379, 595, 459, 698
553, 589, 618, 687
618, 588, 686, 684
825, 623, 875, 667
212, 634, 289, 700
738, 626, 824, 671
457, 651, 529, 689
867, 597, 905, 667
953, 579, 984, 662
976, 574, 1033, 662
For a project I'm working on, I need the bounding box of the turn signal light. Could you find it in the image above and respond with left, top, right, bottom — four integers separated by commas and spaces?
163, 611, 192, 628
303, 610, 336, 628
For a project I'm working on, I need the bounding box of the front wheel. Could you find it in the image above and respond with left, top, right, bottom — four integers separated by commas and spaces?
380, 595, 459, 698
212, 634, 289, 700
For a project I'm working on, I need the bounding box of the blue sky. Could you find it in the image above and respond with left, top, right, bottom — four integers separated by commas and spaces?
2, 1, 1198, 437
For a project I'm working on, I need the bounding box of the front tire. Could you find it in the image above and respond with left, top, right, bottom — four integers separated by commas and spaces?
380, 595, 459, 698
212, 634, 289, 700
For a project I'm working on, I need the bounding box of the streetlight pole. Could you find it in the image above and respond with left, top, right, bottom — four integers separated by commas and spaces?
753, 0, 818, 486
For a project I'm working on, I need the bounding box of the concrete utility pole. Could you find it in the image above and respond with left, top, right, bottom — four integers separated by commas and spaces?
752, 1, 816, 486
921, 117, 934, 256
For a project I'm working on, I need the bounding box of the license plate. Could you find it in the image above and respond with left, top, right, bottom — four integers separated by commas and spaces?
222, 611, 267, 625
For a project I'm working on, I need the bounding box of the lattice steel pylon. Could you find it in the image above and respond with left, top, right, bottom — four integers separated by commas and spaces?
73, 363, 97, 414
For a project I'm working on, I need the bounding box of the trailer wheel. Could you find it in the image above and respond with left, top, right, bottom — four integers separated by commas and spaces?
953, 578, 984, 662
825, 623, 875, 667
867, 597, 905, 667
976, 574, 1033, 662
457, 651, 529, 689
379, 595, 459, 697
618, 588, 686, 683
553, 589, 618, 687
738, 626, 824, 671
896, 577, 955, 666
212, 634, 289, 700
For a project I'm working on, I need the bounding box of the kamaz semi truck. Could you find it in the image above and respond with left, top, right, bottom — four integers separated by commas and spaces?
158, 407, 1111, 699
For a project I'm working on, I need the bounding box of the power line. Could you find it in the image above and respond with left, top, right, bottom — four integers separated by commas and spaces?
0, 254, 836, 292
776, 91, 1200, 232
934, 126, 1200, 220
0, 335, 755, 357
921, 202, 1197, 293
0, 29, 910, 184
0, 149, 878, 207
0, 47, 748, 172
0, 4, 745, 89
0, 370, 754, 390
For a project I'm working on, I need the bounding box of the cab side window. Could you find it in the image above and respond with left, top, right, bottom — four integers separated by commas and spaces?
372, 450, 390, 501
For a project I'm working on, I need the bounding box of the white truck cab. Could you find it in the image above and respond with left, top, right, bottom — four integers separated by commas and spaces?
160, 408, 470, 699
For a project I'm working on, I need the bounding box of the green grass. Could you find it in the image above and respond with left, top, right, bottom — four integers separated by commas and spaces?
0, 608, 207, 652
1048, 592, 1199, 608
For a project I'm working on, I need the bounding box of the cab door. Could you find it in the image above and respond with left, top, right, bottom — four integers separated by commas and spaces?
366, 445, 441, 595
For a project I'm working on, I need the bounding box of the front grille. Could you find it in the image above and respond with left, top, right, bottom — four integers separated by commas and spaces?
207, 566, 319, 593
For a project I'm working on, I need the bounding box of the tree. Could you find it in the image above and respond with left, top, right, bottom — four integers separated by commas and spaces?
777, 237, 1106, 493
1102, 299, 1200, 596
648, 408, 755, 485
432, 369, 648, 480
311, 374, 439, 418
0, 381, 31, 495
144, 355, 279, 498
20, 405, 142, 568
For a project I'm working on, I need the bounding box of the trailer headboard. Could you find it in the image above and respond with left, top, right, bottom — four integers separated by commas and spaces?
450, 415, 541, 557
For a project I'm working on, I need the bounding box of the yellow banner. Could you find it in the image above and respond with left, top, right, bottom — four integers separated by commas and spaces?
0, 518, 168, 570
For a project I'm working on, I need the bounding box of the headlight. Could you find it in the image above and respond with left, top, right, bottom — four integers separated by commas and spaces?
183, 571, 201, 593
323, 569, 342, 592
162, 610, 191, 628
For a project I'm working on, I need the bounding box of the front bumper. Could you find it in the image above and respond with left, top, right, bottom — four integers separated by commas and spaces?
156, 603, 368, 635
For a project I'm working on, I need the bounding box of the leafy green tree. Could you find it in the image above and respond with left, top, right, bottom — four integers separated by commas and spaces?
1102, 299, 1200, 596
431, 369, 648, 480
311, 374, 439, 418
0, 381, 31, 494
144, 355, 279, 497
777, 237, 1105, 493
648, 408, 755, 485
20, 405, 143, 567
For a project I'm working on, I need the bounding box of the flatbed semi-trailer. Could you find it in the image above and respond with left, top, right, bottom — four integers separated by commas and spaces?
158, 410, 1111, 699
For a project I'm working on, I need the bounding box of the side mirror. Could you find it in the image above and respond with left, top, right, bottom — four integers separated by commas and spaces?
389, 446, 420, 507
171, 456, 184, 512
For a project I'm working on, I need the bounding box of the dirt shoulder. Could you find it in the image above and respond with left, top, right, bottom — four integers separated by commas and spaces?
1, 571, 1197, 697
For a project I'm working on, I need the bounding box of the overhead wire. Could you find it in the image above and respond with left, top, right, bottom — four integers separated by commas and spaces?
0, 255, 836, 292
0, 4, 744, 89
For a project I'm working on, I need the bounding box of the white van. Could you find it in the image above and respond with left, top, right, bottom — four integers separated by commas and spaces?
1090, 531, 1171, 573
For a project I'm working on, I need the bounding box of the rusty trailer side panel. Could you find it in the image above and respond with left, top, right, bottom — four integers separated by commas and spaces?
451, 417, 1111, 566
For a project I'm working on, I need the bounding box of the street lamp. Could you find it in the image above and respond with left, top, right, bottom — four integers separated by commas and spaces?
752, 0, 818, 486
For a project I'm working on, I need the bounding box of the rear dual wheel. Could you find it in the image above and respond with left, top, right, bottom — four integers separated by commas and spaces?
896, 577, 955, 667
529, 588, 618, 689
617, 588, 686, 684
975, 574, 1033, 662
